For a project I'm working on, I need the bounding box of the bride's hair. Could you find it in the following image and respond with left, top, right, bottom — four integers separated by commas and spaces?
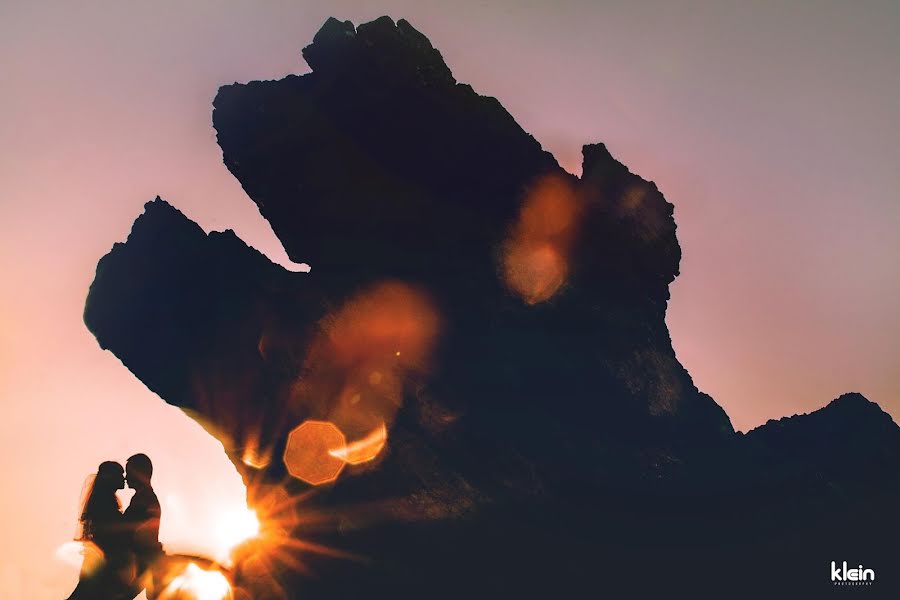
78, 461, 123, 541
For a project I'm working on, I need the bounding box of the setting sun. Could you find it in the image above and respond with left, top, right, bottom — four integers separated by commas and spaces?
214, 507, 260, 565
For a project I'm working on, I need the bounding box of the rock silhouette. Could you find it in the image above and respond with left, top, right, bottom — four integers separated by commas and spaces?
85, 17, 900, 598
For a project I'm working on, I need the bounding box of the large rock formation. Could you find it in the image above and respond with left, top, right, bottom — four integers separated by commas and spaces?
85, 17, 900, 598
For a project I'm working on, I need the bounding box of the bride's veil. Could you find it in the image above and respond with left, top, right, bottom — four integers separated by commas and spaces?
74, 473, 96, 541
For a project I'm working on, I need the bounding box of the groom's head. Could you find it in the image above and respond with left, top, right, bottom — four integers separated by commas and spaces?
126, 453, 153, 489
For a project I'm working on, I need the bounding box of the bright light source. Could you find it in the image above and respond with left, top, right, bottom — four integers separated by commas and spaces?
213, 507, 260, 564
160, 562, 232, 600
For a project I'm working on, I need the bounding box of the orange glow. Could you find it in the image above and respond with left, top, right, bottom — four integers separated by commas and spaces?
213, 507, 260, 566
283, 420, 347, 485
239, 429, 274, 470
328, 422, 388, 465
228, 481, 363, 590
159, 562, 232, 600
241, 446, 272, 470
503, 174, 581, 304
288, 282, 441, 482
503, 242, 567, 305
322, 282, 440, 373
245, 484, 303, 534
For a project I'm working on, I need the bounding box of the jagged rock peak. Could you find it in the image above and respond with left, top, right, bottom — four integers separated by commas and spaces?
743, 392, 900, 462
302, 16, 455, 88
829, 391, 889, 414
127, 197, 204, 240
582, 143, 625, 179
750, 392, 897, 433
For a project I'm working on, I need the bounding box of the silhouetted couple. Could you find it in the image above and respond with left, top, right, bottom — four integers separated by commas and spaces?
67, 454, 163, 600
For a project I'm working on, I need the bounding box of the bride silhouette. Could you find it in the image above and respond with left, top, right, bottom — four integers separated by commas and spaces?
66, 461, 135, 600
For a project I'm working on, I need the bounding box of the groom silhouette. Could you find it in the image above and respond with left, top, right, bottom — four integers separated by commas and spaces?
124, 453, 163, 599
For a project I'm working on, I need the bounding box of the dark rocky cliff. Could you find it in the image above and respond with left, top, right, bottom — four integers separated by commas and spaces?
84, 17, 900, 598
211, 15, 733, 447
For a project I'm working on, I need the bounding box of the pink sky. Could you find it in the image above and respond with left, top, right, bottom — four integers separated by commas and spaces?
1, 2, 898, 598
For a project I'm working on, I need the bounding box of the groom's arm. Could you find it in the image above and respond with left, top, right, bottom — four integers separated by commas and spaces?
123, 493, 161, 550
